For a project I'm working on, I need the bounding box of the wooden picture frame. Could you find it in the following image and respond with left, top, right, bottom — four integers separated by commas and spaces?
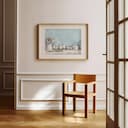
37, 23, 88, 60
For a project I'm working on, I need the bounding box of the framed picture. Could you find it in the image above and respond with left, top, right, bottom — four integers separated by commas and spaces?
37, 23, 88, 60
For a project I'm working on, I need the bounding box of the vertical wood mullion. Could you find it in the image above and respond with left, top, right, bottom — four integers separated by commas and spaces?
114, 0, 119, 127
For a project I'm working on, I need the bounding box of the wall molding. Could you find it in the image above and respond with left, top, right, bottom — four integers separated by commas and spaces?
17, 72, 106, 75
0, 92, 13, 96
17, 72, 73, 76
19, 78, 69, 102
0, 66, 14, 69
2, 0, 15, 63
2, 0, 6, 62
17, 73, 106, 82
16, 73, 106, 110
2, 71, 14, 90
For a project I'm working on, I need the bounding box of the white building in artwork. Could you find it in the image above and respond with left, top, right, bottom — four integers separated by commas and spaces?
47, 40, 80, 52
73, 45, 79, 50
46, 38, 55, 51
47, 43, 53, 51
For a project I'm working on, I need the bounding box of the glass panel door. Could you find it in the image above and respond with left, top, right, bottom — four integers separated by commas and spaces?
106, 0, 115, 127
118, 0, 128, 127
106, 0, 128, 127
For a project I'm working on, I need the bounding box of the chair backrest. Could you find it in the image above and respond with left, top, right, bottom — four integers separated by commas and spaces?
73, 74, 96, 83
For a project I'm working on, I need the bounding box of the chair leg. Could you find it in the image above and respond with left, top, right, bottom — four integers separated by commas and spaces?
93, 83, 96, 113
73, 82, 76, 112
62, 95, 66, 115
85, 85, 88, 118
73, 97, 76, 112
85, 98, 87, 118
93, 96, 96, 113
62, 83, 66, 115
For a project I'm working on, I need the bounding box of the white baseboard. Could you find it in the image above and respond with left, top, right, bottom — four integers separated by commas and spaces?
16, 100, 106, 110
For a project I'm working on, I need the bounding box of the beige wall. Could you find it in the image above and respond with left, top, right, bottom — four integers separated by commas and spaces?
16, 0, 106, 110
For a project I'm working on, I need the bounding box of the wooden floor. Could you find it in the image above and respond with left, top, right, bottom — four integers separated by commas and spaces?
0, 110, 106, 128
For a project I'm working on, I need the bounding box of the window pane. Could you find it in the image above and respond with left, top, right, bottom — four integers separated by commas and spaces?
108, 64, 114, 90
107, 36, 109, 61
118, 97, 124, 128
107, 91, 110, 115
107, 64, 110, 89
125, 101, 128, 128
119, 23, 124, 58
109, 34, 114, 61
119, 0, 124, 21
109, 0, 114, 31
107, 34, 114, 61
119, 62, 124, 96
125, 21, 128, 58
125, 0, 128, 18
107, 5, 110, 32
125, 62, 128, 99
110, 92, 114, 120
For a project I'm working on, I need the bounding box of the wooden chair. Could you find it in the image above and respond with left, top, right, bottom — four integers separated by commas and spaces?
62, 74, 96, 118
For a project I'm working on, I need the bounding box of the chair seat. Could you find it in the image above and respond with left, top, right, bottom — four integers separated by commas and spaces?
64, 91, 96, 98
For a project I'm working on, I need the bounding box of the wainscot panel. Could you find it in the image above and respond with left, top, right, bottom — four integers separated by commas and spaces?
16, 74, 106, 110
